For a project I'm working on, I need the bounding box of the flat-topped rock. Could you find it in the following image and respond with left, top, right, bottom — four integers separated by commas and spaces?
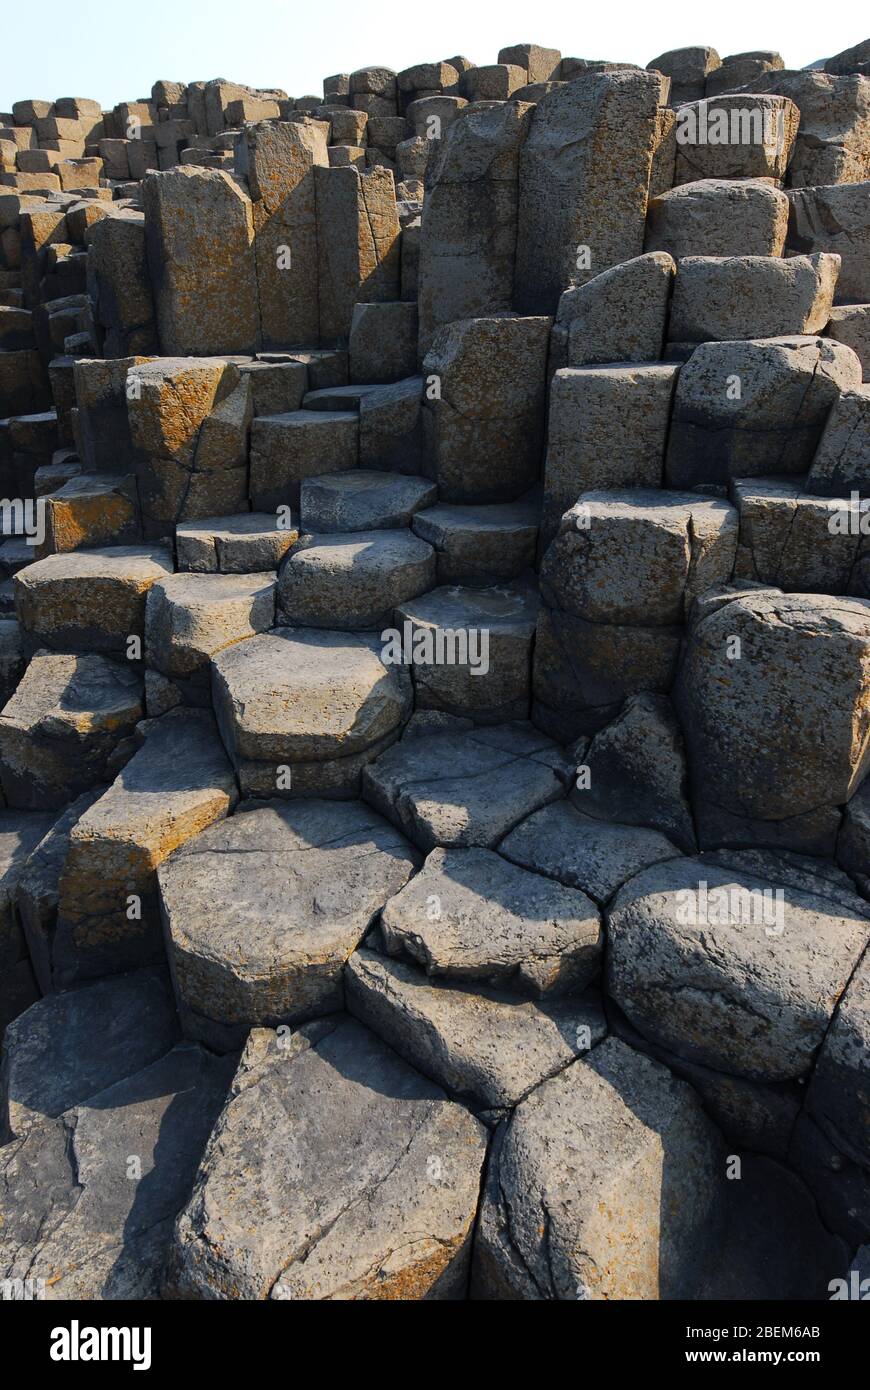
14, 545, 174, 655
0, 967, 179, 1140
607, 855, 870, 1083
0, 1043, 234, 1300
56, 710, 237, 983
347, 948, 606, 1111
394, 580, 539, 723
0, 809, 57, 1034
363, 722, 568, 850
145, 572, 276, 686
379, 844, 602, 995
669, 253, 840, 344
472, 1037, 724, 1299
731, 479, 862, 594
300, 470, 436, 533
211, 628, 412, 797
302, 383, 383, 410
169, 1018, 488, 1300
499, 799, 680, 905
277, 529, 435, 631
176, 512, 298, 573
411, 496, 539, 587
38, 472, 141, 557
158, 799, 417, 1050
0, 650, 143, 810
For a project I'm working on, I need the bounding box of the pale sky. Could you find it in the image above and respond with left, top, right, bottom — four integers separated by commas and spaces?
1, 0, 865, 112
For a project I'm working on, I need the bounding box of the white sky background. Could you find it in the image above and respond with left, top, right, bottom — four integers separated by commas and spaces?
0, 0, 866, 111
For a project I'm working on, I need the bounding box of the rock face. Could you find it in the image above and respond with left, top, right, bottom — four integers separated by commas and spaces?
5, 29, 870, 1307
473, 1038, 725, 1299
168, 1018, 488, 1299
515, 71, 664, 314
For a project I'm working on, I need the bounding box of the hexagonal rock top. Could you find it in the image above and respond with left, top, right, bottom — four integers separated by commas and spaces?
380, 845, 602, 996
362, 722, 569, 850
210, 628, 412, 797
158, 799, 418, 1050
168, 1017, 488, 1300
13, 546, 174, 655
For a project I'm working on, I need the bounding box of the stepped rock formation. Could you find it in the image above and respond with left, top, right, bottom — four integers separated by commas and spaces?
2, 31, 870, 1305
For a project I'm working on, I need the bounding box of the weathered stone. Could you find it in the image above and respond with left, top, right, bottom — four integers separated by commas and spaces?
0, 1043, 234, 1299
647, 46, 722, 105
238, 359, 308, 415
176, 512, 298, 574
394, 580, 539, 722
0, 968, 179, 1140
827, 304, 870, 382
347, 948, 605, 1110
578, 693, 697, 852
362, 722, 567, 850
0, 810, 57, 1034
754, 71, 870, 187
805, 946, 870, 1171
665, 336, 862, 488
788, 183, 870, 304
87, 212, 157, 356
550, 252, 675, 373
411, 495, 538, 586
646, 178, 789, 259
145, 572, 275, 689
250, 410, 358, 510
675, 590, 870, 851
142, 167, 259, 355
300, 470, 436, 532
169, 1018, 488, 1300
500, 799, 679, 905
277, 529, 435, 631
543, 364, 679, 542
673, 95, 799, 184
497, 45, 562, 83
669, 253, 840, 343
72, 356, 152, 473
417, 102, 532, 354
38, 473, 140, 557
380, 843, 601, 994
473, 1037, 724, 1299
235, 120, 329, 348
607, 854, 870, 1082
515, 71, 664, 314
56, 710, 237, 982
732, 479, 863, 592
0, 651, 143, 810
315, 165, 400, 344
806, 384, 870, 498
423, 314, 551, 502
211, 628, 412, 797
459, 65, 526, 102
159, 799, 416, 1049
348, 301, 418, 383
14, 545, 173, 656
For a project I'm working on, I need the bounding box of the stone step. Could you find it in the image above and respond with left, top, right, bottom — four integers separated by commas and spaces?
0, 650, 143, 811
346, 948, 607, 1113
277, 528, 435, 631
167, 1017, 487, 1300
176, 511, 299, 573
411, 494, 539, 586
302, 383, 383, 411
250, 410, 359, 511
362, 721, 569, 851
394, 579, 539, 723
37, 473, 140, 557
210, 627, 412, 799
145, 571, 276, 701
158, 798, 419, 1051
300, 470, 436, 533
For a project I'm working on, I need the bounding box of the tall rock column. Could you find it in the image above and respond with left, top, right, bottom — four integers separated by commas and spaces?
515, 70, 665, 314
236, 118, 330, 349
315, 164, 401, 345
417, 101, 533, 356
142, 165, 260, 356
